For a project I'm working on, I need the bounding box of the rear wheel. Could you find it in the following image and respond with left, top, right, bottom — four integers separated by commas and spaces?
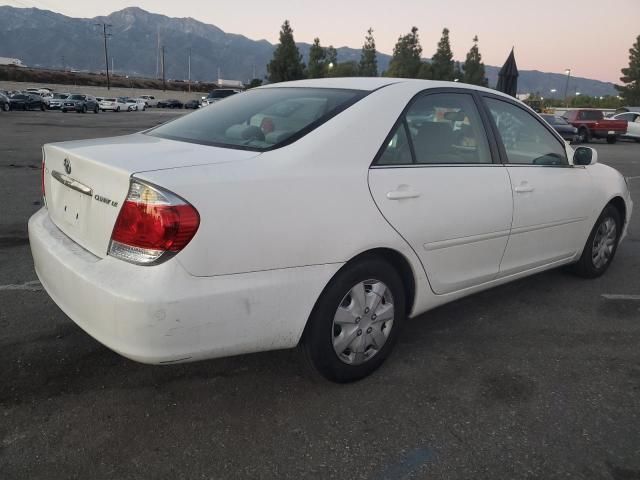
571, 204, 622, 278
82, 104, 87, 113
40, 104, 45, 111
1, 103, 8, 112
94, 105, 99, 113
578, 127, 590, 143
301, 258, 405, 383
116, 106, 120, 112
62, 108, 67, 113
606, 136, 617, 144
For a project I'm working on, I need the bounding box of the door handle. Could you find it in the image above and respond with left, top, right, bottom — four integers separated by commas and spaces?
387, 190, 421, 200
514, 183, 534, 193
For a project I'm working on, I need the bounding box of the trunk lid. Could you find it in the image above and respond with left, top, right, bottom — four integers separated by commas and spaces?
44, 133, 260, 258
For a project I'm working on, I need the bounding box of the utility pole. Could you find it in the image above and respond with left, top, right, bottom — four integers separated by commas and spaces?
95, 23, 112, 90
161, 46, 166, 91
563, 68, 571, 108
188, 47, 191, 93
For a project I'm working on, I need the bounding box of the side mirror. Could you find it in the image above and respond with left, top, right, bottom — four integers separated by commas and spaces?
573, 146, 598, 166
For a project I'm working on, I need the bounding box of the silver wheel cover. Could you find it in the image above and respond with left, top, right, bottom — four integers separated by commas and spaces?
332, 279, 395, 365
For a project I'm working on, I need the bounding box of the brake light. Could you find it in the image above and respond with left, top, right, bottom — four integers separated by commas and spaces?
109, 180, 200, 265
41, 148, 46, 204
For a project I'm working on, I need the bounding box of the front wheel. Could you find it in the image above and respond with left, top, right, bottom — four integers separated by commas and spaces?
1, 103, 8, 112
301, 258, 405, 383
571, 204, 622, 278
116, 106, 120, 112
94, 105, 99, 113
606, 136, 617, 144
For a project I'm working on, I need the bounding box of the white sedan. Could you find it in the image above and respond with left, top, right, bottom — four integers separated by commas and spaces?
99, 97, 127, 112
611, 111, 640, 141
29, 78, 632, 382
125, 98, 147, 111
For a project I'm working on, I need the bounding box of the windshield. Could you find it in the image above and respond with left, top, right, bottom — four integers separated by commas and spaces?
542, 115, 568, 125
105, 98, 116, 102
53, 93, 68, 99
148, 87, 365, 151
11, 94, 27, 99
69, 95, 85, 100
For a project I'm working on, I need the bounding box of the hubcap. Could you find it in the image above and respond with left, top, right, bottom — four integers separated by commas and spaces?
332, 279, 394, 365
592, 217, 617, 269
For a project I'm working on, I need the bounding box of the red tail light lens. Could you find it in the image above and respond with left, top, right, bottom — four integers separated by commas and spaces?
109, 180, 200, 265
41, 148, 46, 202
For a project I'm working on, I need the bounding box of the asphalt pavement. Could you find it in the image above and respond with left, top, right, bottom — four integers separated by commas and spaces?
1, 110, 639, 479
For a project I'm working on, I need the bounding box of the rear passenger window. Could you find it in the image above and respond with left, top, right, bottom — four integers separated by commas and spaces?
376, 92, 492, 166
485, 98, 567, 166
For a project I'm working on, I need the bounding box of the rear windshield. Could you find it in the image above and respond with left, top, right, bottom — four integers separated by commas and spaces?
69, 95, 85, 100
148, 87, 366, 151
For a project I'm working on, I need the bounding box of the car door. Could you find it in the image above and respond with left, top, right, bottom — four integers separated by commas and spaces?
481, 95, 593, 276
368, 90, 513, 295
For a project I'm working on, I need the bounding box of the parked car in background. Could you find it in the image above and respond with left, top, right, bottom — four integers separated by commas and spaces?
125, 98, 147, 111
62, 94, 99, 113
47, 93, 70, 110
563, 109, 627, 144
611, 112, 640, 142
157, 99, 183, 109
99, 97, 126, 112
139, 95, 158, 107
9, 93, 46, 111
202, 89, 240, 106
184, 99, 201, 109
30, 78, 633, 382
0, 92, 10, 111
540, 114, 578, 143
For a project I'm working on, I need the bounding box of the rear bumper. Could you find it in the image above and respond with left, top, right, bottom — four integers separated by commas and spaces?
29, 208, 340, 364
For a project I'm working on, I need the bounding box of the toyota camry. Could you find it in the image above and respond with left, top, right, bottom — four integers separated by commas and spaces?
29, 78, 633, 382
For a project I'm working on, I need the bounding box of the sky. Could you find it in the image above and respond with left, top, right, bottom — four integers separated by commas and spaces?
3, 0, 639, 83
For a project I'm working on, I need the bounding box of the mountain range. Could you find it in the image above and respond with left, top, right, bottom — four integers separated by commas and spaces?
0, 6, 618, 97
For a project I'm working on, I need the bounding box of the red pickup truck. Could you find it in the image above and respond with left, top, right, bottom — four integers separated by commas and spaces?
563, 109, 627, 144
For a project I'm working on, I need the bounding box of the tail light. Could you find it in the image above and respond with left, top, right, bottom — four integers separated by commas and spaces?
41, 148, 46, 205
109, 179, 200, 265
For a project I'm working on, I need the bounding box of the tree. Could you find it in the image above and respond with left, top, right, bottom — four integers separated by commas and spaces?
615, 34, 640, 105
417, 62, 432, 80
325, 45, 338, 76
462, 35, 488, 86
331, 61, 359, 77
267, 20, 305, 83
308, 38, 326, 79
385, 27, 423, 78
431, 28, 455, 81
358, 28, 378, 77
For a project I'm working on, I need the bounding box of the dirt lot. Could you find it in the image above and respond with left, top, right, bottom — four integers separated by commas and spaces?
1, 110, 639, 479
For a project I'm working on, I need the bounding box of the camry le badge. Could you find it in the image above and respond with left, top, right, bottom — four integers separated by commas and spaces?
63, 158, 71, 175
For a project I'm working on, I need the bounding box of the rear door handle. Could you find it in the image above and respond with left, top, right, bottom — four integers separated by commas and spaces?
386, 190, 421, 200
514, 183, 534, 193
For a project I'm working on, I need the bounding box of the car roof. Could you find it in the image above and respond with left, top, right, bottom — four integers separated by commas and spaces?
260, 77, 514, 98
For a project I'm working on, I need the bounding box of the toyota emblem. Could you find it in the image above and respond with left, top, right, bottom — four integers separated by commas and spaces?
63, 158, 71, 175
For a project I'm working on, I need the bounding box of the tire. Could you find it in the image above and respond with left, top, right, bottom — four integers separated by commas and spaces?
606, 136, 617, 144
1, 103, 8, 112
62, 109, 67, 113
571, 204, 622, 278
116, 106, 120, 112
23, 104, 27, 111
301, 257, 406, 383
82, 104, 87, 113
94, 105, 99, 114
40, 104, 45, 111
578, 127, 590, 143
